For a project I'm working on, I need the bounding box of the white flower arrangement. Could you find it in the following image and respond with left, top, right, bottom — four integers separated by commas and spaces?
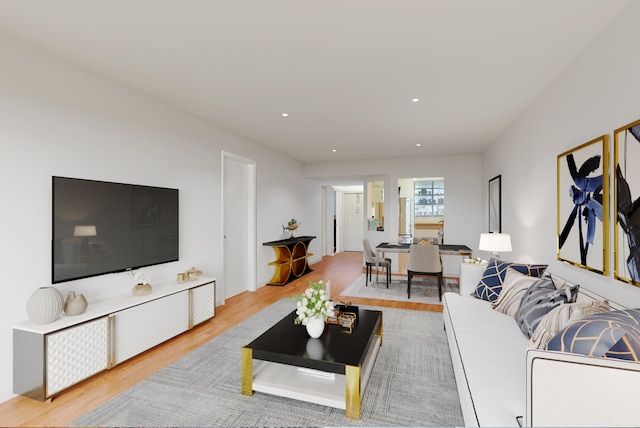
293, 280, 335, 325
130, 270, 151, 285
464, 257, 487, 264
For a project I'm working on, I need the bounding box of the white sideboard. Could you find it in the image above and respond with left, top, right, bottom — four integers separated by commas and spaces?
13, 277, 215, 401
459, 262, 486, 295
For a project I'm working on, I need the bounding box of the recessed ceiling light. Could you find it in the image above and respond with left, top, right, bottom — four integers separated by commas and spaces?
416, 143, 421, 147
332, 149, 337, 153
282, 113, 289, 117
412, 98, 420, 103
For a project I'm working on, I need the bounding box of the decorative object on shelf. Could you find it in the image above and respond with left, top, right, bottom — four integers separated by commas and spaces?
132, 283, 152, 296
130, 270, 152, 296
185, 266, 203, 281
63, 291, 88, 316
26, 286, 64, 324
177, 272, 186, 284
327, 303, 357, 333
282, 218, 299, 238
293, 280, 334, 338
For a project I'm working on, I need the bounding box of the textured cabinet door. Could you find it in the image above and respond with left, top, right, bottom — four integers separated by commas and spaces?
190, 281, 215, 327
46, 316, 109, 397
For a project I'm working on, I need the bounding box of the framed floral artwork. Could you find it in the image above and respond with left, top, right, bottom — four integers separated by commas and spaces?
557, 135, 609, 275
614, 118, 640, 285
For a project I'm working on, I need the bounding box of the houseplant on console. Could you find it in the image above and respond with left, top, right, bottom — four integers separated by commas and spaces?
293, 280, 335, 338
283, 218, 299, 238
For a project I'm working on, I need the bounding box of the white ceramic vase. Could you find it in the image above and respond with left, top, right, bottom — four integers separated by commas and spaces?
305, 315, 325, 338
26, 287, 64, 324
64, 291, 88, 316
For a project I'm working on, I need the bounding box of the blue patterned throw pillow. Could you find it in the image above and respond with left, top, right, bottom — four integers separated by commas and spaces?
472, 259, 548, 302
547, 308, 640, 362
515, 275, 579, 338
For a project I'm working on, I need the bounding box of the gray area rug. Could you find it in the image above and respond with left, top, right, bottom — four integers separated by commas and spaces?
71, 298, 463, 427
341, 274, 459, 304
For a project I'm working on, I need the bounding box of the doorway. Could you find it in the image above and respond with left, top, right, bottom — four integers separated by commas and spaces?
222, 151, 256, 302
323, 186, 364, 254
342, 192, 364, 251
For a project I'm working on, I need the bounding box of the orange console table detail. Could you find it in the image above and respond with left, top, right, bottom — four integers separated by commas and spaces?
263, 236, 315, 286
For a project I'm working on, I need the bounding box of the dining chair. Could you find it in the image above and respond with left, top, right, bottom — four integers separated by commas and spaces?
362, 239, 392, 288
407, 243, 443, 300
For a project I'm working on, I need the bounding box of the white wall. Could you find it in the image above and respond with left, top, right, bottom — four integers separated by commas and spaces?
306, 155, 483, 248
6, 0, 640, 406
482, 1, 640, 307
0, 32, 321, 402
305, 155, 483, 274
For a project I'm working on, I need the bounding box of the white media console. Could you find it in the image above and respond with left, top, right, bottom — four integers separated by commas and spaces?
13, 277, 215, 401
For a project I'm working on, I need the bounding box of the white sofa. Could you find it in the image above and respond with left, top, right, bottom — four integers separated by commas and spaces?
443, 286, 640, 427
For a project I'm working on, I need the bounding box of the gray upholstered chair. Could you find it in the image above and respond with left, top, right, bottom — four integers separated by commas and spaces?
363, 239, 391, 287
407, 243, 443, 300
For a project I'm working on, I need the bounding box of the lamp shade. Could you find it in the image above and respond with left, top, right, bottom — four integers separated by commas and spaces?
74, 225, 97, 237
479, 233, 512, 253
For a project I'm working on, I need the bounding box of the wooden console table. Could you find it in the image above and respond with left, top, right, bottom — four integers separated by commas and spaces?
263, 236, 315, 285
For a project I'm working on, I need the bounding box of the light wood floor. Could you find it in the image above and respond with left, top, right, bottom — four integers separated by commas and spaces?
0, 251, 451, 427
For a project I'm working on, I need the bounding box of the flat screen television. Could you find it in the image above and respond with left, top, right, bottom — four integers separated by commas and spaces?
52, 176, 179, 284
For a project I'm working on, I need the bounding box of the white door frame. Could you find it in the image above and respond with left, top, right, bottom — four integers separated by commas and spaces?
221, 151, 257, 304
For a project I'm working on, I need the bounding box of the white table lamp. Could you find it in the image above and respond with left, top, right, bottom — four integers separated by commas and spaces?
74, 225, 97, 237
479, 233, 512, 259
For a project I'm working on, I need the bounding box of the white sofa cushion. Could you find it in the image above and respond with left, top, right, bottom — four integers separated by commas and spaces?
492, 268, 540, 317
444, 292, 529, 427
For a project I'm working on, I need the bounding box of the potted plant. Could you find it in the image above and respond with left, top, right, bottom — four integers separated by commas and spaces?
293, 280, 334, 338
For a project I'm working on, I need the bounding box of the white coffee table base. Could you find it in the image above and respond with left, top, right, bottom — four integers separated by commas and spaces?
249, 335, 381, 417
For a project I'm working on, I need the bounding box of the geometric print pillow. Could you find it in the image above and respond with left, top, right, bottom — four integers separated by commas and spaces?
529, 300, 610, 349
471, 259, 548, 302
547, 308, 640, 362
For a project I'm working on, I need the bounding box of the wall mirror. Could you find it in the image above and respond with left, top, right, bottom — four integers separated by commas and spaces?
397, 177, 444, 243
367, 179, 384, 231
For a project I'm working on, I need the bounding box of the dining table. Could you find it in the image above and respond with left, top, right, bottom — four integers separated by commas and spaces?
374, 242, 473, 284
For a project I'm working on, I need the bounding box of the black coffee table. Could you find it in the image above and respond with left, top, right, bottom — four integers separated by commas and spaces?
241, 307, 383, 419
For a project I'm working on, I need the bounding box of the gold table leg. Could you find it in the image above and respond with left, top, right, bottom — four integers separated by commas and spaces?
345, 364, 361, 419
241, 347, 253, 396
377, 313, 383, 346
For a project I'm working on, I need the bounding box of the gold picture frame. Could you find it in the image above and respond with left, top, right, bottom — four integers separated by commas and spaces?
614, 118, 640, 285
557, 135, 609, 275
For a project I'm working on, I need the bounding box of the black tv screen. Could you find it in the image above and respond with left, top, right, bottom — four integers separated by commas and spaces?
52, 176, 179, 283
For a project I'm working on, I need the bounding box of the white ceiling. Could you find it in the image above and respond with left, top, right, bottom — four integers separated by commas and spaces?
0, 0, 629, 163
